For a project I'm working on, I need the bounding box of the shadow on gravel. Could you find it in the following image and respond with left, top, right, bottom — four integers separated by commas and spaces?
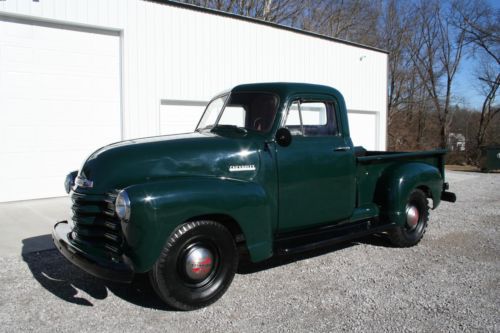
22, 233, 393, 309
238, 234, 394, 274
21, 235, 170, 310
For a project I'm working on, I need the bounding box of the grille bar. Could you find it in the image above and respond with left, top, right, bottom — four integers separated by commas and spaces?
71, 191, 124, 257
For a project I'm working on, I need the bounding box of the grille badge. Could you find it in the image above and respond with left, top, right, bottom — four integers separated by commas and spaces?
75, 176, 94, 188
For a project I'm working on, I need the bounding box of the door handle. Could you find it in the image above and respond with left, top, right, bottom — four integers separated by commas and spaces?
334, 146, 351, 152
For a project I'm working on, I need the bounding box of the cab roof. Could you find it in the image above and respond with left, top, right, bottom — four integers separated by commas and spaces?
231, 82, 344, 102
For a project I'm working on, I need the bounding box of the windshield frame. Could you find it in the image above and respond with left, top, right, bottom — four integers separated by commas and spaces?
195, 93, 230, 131
196, 91, 281, 134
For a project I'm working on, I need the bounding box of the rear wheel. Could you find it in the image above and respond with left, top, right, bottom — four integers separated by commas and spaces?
388, 189, 429, 247
149, 220, 238, 310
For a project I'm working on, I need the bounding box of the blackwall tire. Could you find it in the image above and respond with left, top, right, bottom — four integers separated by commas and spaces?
388, 189, 429, 247
149, 220, 238, 310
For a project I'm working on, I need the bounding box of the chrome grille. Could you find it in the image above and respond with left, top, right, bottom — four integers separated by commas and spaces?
70, 191, 123, 257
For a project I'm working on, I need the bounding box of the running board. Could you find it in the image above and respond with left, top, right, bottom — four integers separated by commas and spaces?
275, 220, 394, 256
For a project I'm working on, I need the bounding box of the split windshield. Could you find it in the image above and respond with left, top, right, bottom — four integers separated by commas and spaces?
197, 92, 279, 133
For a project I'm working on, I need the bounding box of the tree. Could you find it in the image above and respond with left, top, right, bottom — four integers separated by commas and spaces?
410, 0, 467, 149
380, 0, 427, 150
181, 0, 305, 25
453, 0, 500, 158
298, 0, 382, 46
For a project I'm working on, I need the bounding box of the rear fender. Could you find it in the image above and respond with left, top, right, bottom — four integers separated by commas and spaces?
374, 163, 443, 225
122, 177, 274, 273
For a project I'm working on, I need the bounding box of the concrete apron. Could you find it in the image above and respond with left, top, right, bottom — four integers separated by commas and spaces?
0, 197, 71, 256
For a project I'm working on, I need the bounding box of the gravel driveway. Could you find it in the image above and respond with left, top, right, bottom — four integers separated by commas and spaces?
0, 171, 498, 332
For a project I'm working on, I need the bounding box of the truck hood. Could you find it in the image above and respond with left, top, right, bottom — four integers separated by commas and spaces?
76, 132, 263, 194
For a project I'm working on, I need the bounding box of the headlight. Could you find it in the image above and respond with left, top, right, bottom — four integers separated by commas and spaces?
115, 190, 131, 221
68, 217, 75, 231
64, 171, 78, 194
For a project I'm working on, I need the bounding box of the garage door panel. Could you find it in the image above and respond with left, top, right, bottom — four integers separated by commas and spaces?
0, 99, 119, 126
2, 71, 119, 101
347, 112, 377, 151
0, 47, 118, 78
38, 51, 118, 75
1, 125, 119, 154
0, 150, 88, 178
36, 29, 118, 57
2, 44, 34, 64
1, 176, 69, 202
0, 18, 121, 202
0, 20, 118, 57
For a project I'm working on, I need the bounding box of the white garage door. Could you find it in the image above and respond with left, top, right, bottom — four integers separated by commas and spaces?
0, 18, 121, 202
159, 100, 206, 135
348, 111, 378, 150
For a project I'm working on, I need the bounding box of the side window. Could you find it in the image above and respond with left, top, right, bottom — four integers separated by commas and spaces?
284, 100, 338, 136
301, 102, 327, 126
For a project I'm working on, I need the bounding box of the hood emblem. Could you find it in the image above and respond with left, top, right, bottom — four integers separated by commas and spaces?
75, 176, 94, 188
229, 165, 256, 172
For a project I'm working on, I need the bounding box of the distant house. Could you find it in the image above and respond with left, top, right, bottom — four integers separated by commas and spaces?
448, 133, 466, 151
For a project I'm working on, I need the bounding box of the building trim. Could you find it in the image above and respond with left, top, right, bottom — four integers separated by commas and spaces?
0, 12, 121, 34
160, 99, 208, 106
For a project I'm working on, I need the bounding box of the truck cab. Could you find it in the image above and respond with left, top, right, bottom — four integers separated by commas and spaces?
53, 83, 455, 310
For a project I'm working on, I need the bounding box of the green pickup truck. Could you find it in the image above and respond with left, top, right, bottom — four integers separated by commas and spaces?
53, 83, 456, 310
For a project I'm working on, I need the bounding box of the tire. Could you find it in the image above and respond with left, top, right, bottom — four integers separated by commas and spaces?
149, 220, 238, 310
388, 189, 429, 247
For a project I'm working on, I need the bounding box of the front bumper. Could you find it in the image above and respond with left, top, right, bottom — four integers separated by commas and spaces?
52, 221, 134, 283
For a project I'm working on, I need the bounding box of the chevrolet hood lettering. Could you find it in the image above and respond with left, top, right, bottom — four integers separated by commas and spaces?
229, 165, 256, 172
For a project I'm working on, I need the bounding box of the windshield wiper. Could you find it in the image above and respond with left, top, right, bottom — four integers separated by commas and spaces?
210, 124, 248, 134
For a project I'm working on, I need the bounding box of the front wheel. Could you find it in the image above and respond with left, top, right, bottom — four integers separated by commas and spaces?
388, 189, 429, 247
149, 220, 238, 310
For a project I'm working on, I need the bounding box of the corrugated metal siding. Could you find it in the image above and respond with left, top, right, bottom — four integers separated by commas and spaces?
0, 0, 387, 149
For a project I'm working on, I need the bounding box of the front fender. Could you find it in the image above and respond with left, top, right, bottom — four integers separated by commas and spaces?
374, 163, 443, 225
122, 177, 274, 273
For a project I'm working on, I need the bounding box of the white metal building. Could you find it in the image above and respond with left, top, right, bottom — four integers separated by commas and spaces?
0, 0, 388, 202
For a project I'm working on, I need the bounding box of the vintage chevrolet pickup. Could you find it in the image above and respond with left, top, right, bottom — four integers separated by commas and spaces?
53, 83, 456, 310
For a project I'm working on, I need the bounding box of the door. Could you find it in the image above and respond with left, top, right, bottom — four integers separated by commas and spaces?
276, 96, 356, 232
0, 18, 121, 202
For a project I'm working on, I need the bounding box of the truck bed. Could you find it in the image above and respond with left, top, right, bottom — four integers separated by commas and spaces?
354, 148, 447, 209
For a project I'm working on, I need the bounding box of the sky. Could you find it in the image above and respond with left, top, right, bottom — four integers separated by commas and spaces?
452, 0, 499, 110
454, 57, 485, 110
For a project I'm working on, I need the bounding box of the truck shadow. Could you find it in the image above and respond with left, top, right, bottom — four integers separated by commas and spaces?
21, 235, 170, 310
22, 233, 392, 310
238, 234, 394, 274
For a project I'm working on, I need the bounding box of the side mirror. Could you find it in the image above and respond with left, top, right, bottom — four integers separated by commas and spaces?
275, 127, 292, 147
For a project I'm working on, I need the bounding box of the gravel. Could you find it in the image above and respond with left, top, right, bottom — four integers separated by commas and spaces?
0, 170, 498, 332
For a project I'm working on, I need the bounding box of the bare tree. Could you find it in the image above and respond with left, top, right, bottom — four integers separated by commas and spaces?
380, 0, 422, 149
410, 0, 467, 148
297, 0, 382, 46
475, 63, 500, 150
453, 0, 500, 157
181, 0, 305, 25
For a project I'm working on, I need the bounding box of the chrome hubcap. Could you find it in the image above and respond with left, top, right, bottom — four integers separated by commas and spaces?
184, 246, 214, 281
406, 205, 420, 230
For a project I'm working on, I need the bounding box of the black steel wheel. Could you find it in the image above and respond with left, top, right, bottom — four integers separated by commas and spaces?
149, 220, 238, 310
388, 189, 429, 247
